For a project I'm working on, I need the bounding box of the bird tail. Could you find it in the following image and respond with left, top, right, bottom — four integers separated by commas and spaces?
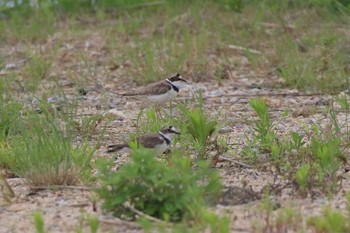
107, 144, 129, 153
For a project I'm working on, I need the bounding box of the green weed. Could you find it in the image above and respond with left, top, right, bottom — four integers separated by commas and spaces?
295, 164, 311, 196
273, 207, 303, 233
307, 207, 350, 233
88, 217, 100, 233
253, 204, 304, 233
0, 100, 22, 144
285, 130, 343, 196
307, 136, 342, 194
254, 194, 350, 232
95, 148, 222, 223
245, 98, 343, 196
75, 214, 100, 233
244, 98, 279, 158
0, 87, 23, 170
33, 211, 45, 233
289, 131, 306, 150
9, 114, 93, 186
178, 92, 221, 159
249, 98, 273, 140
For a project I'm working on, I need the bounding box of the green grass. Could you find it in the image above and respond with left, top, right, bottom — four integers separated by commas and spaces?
0, 100, 22, 145
8, 113, 93, 186
33, 211, 46, 233
307, 207, 350, 233
254, 193, 350, 232
177, 92, 222, 159
0, 80, 23, 170
22, 54, 52, 93
243, 98, 280, 159
243, 98, 344, 196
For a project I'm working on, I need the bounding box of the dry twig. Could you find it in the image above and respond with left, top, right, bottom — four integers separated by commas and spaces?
0, 173, 15, 203
228, 44, 261, 54
204, 92, 326, 99
218, 156, 253, 168
28, 185, 94, 191
124, 203, 172, 226
99, 218, 140, 228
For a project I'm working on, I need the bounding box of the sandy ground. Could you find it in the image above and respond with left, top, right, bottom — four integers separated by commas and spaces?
1, 33, 350, 232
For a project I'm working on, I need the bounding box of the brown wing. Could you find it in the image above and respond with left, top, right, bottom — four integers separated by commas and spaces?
122, 81, 171, 96
137, 133, 165, 148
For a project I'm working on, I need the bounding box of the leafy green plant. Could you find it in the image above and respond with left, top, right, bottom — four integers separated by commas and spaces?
245, 98, 279, 158
254, 193, 350, 233
75, 213, 100, 233
178, 92, 221, 159
249, 98, 273, 141
310, 137, 341, 175
165, 210, 230, 233
309, 136, 341, 193
289, 131, 306, 150
244, 97, 343, 196
254, 204, 304, 233
88, 217, 100, 233
286, 130, 342, 196
295, 164, 310, 196
33, 211, 45, 233
9, 114, 93, 186
95, 148, 222, 223
288, 131, 343, 196
273, 207, 303, 233
307, 207, 350, 233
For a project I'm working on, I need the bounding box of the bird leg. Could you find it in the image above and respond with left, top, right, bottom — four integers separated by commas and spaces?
156, 107, 163, 119
169, 101, 173, 117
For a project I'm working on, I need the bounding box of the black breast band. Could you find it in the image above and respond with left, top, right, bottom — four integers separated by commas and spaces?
158, 132, 171, 145
165, 79, 179, 92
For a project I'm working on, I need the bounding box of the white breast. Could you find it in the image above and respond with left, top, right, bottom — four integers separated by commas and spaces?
147, 88, 178, 104
155, 141, 170, 155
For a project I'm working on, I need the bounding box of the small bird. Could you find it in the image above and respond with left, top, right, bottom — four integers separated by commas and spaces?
122, 73, 188, 117
107, 126, 180, 155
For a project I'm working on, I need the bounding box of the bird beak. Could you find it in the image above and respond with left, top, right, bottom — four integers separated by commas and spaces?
171, 128, 180, 135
